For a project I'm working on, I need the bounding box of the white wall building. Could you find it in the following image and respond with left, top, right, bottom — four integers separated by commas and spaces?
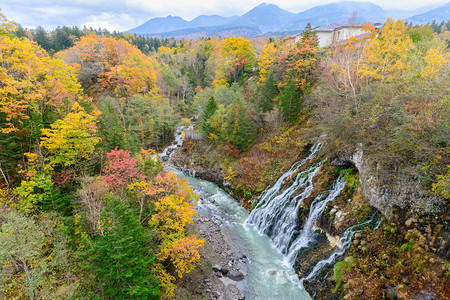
293, 23, 371, 47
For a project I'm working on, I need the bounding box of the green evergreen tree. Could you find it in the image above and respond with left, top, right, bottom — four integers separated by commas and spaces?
98, 98, 127, 152
259, 70, 278, 112
223, 99, 255, 151
300, 23, 318, 42
15, 24, 27, 38
32, 26, 52, 52
201, 96, 218, 136
278, 80, 301, 124
88, 197, 159, 299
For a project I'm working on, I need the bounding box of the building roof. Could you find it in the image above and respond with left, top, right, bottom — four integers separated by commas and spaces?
315, 23, 362, 32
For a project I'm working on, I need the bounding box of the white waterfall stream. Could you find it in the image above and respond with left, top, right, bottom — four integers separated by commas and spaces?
300, 212, 380, 286
285, 178, 346, 265
164, 127, 312, 299
247, 144, 348, 266
164, 132, 371, 298
247, 144, 365, 289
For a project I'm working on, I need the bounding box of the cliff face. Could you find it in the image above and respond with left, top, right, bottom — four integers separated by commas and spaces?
171, 138, 449, 298
339, 147, 449, 259
342, 146, 439, 221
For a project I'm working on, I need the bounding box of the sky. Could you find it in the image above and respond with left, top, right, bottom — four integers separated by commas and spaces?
0, 0, 446, 31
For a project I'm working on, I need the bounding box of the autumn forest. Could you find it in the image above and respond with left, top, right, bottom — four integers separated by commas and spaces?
0, 7, 449, 300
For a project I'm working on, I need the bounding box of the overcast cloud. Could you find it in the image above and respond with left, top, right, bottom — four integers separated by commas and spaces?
0, 0, 446, 31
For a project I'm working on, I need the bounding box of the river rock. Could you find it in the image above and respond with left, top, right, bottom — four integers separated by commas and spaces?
385, 286, 398, 300
212, 265, 222, 272
266, 268, 278, 277
405, 218, 417, 227
227, 270, 245, 281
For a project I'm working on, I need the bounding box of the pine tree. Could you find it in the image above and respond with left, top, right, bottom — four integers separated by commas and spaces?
223, 99, 255, 151
300, 23, 318, 42
259, 70, 278, 112
98, 99, 127, 152
32, 26, 52, 52
278, 80, 301, 124
201, 96, 218, 136
88, 197, 159, 299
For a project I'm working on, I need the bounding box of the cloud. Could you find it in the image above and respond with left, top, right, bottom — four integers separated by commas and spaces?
0, 0, 447, 31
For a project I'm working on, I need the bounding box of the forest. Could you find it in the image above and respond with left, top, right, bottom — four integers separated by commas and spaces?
0, 7, 449, 299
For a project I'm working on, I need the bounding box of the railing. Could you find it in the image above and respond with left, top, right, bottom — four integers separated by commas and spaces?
183, 129, 203, 140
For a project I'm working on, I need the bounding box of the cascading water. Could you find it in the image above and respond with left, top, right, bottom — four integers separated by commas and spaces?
248, 144, 351, 270
159, 125, 190, 161
300, 212, 380, 286
248, 164, 321, 254
285, 178, 346, 265
166, 127, 312, 299
168, 134, 372, 298
172, 170, 312, 299
247, 144, 322, 252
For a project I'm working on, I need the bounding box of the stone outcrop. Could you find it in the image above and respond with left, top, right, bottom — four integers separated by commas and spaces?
350, 146, 437, 221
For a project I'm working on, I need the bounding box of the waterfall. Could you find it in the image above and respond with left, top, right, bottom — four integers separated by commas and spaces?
247, 144, 349, 268
247, 144, 322, 254
300, 213, 380, 285
285, 178, 346, 265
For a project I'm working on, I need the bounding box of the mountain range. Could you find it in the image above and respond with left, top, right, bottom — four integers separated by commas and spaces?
126, 1, 450, 38
406, 2, 450, 24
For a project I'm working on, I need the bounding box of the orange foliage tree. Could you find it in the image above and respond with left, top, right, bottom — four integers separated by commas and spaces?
57, 35, 157, 98
133, 170, 205, 298
0, 36, 81, 133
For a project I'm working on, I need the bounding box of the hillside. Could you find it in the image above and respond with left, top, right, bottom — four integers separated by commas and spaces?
406, 2, 450, 24
127, 15, 189, 34
127, 14, 238, 35
1, 7, 449, 300
281, 1, 387, 31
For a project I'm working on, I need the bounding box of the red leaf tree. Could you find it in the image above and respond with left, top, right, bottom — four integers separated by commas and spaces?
101, 148, 144, 189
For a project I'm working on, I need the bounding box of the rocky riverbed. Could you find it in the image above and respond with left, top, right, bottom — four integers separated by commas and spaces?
175, 202, 246, 300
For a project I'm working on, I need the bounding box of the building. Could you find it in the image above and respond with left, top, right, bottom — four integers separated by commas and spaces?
293, 23, 373, 47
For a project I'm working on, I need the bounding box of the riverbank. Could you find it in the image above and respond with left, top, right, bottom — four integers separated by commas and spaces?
174, 210, 246, 300
169, 133, 450, 299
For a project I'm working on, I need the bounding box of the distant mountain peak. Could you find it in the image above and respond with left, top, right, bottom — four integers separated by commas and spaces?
406, 2, 450, 24
126, 1, 442, 38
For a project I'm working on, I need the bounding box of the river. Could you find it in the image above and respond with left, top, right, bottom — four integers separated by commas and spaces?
172, 169, 312, 300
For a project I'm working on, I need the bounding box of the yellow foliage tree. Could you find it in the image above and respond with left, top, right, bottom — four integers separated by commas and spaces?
422, 47, 447, 80
359, 19, 413, 82
0, 9, 17, 37
145, 171, 204, 298
257, 42, 277, 85
209, 37, 256, 87
40, 102, 100, 166
158, 235, 204, 278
